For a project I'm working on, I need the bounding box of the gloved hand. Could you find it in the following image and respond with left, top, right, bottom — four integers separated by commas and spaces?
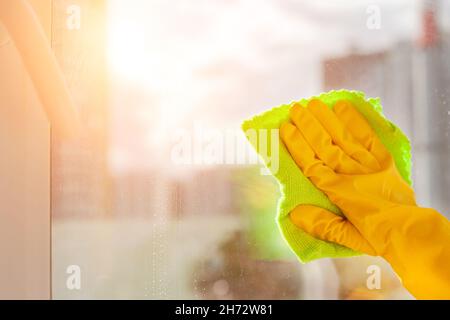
280, 99, 450, 299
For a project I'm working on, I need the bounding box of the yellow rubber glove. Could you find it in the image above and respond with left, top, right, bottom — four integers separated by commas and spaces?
280, 99, 450, 299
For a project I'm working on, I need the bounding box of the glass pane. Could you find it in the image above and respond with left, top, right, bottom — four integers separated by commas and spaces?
51, 0, 449, 299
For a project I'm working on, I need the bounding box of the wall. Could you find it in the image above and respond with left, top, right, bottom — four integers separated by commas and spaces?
0, 0, 52, 299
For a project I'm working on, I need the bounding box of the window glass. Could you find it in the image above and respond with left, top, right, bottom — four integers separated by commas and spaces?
52, 0, 449, 299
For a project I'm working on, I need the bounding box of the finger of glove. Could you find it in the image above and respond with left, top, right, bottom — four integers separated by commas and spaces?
280, 122, 337, 186
290, 205, 377, 256
333, 100, 391, 165
290, 104, 371, 174
308, 99, 381, 172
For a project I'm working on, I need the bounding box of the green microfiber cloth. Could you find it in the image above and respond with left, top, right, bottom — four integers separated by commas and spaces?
241, 90, 412, 263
